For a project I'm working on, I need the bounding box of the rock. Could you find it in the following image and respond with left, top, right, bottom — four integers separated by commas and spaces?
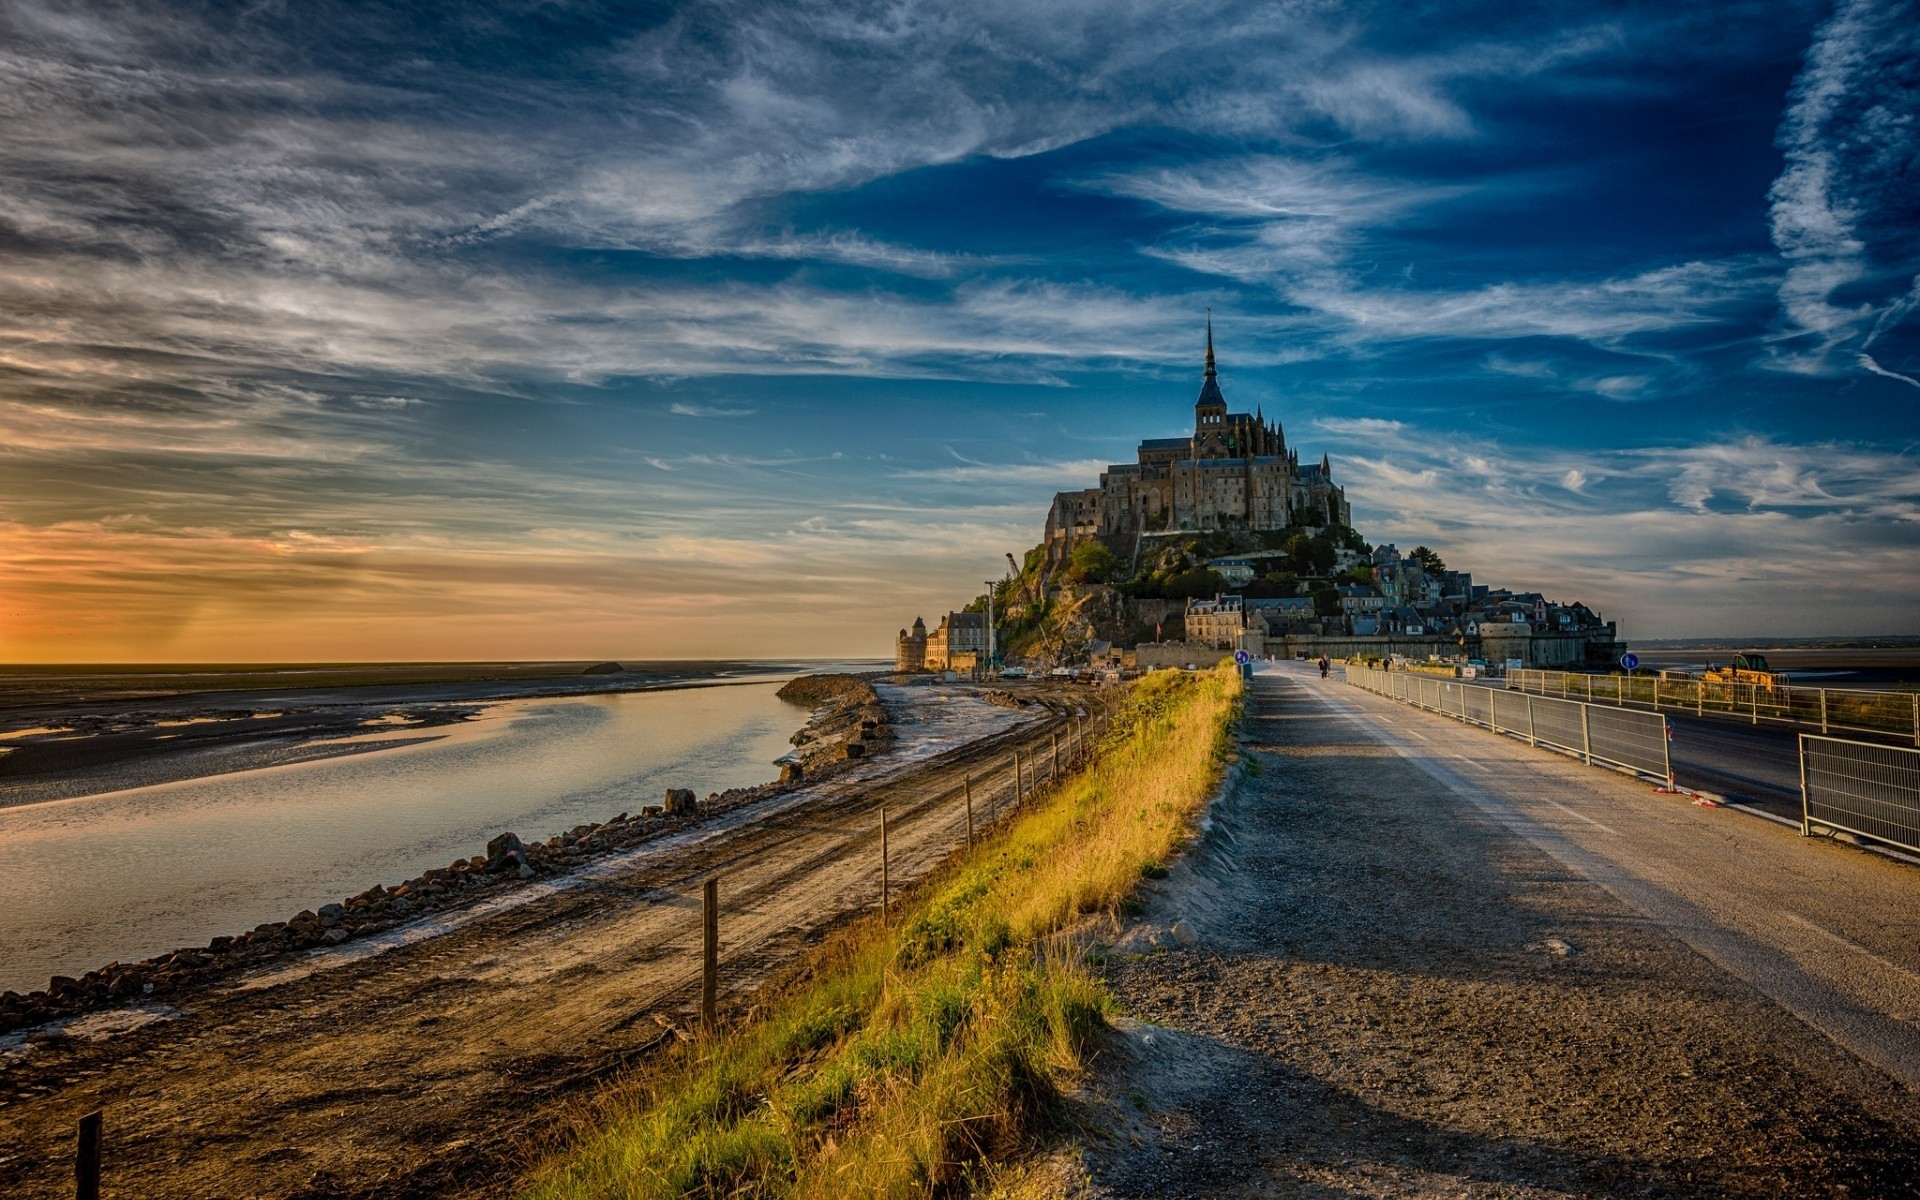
780, 761, 804, 784
320, 929, 351, 946
664, 788, 698, 815
641, 805, 664, 817
388, 896, 418, 916
1170, 920, 1198, 947
318, 903, 346, 925
517, 861, 536, 880
843, 741, 866, 759
581, 661, 624, 675
486, 831, 530, 874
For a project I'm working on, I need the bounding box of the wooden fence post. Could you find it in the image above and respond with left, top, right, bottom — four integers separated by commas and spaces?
964, 775, 974, 849
701, 877, 719, 1032
880, 806, 890, 919
76, 1111, 102, 1200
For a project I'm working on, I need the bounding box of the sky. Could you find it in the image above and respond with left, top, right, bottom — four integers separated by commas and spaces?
1, 0, 1916, 662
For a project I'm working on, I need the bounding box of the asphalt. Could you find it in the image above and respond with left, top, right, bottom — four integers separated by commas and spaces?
1300, 662, 1920, 1095
1442, 675, 1818, 817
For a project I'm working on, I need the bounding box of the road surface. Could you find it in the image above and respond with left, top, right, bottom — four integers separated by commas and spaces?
1083, 662, 1920, 1198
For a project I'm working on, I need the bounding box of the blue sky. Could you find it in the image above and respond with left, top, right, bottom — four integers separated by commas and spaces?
1, 0, 1915, 660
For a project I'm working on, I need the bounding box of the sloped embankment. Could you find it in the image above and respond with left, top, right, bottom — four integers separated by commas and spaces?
523, 665, 1241, 1199
775, 673, 890, 779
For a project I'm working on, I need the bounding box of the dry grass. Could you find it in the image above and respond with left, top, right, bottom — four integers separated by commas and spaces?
520, 665, 1242, 1200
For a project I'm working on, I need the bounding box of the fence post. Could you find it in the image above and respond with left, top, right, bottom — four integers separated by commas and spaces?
1912, 694, 1918, 749
880, 807, 890, 919
1014, 749, 1024, 807
1820, 689, 1828, 735
76, 1111, 102, 1200
1696, 680, 1702, 716
1798, 735, 1811, 837
1052, 731, 1059, 782
701, 877, 719, 1031
1750, 686, 1758, 726
1526, 695, 1537, 747
1580, 703, 1592, 765
964, 774, 974, 849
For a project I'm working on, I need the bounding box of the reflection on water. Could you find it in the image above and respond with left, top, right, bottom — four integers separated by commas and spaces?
0, 683, 804, 994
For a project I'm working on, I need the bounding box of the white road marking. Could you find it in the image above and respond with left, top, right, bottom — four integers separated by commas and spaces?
1781, 912, 1920, 989
1538, 797, 1620, 835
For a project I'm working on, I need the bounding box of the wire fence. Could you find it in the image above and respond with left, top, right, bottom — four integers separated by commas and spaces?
1344, 660, 1674, 783
1507, 668, 1920, 745
1800, 736, 1920, 856
1347, 665, 1672, 782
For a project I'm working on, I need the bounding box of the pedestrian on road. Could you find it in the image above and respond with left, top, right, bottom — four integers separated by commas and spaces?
1318, 655, 1330, 679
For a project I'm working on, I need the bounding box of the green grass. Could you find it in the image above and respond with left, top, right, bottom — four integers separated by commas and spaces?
521, 665, 1242, 1199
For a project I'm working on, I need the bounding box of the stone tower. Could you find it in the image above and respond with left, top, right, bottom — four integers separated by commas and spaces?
895, 616, 928, 672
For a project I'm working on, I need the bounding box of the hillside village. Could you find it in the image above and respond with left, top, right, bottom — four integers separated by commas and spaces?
895, 326, 1622, 674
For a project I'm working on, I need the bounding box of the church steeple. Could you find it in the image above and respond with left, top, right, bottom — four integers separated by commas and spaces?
1194, 312, 1226, 416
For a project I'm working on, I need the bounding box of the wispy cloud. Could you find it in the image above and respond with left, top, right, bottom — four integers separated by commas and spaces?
1765, 0, 1920, 382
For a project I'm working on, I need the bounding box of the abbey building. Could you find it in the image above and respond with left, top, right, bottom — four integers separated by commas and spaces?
1043, 322, 1349, 565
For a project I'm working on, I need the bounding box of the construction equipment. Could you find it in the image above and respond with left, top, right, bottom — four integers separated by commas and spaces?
1703, 651, 1786, 690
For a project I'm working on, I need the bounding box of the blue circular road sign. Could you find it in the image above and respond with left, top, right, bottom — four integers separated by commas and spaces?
1234, 649, 1251, 665
1620, 652, 1640, 671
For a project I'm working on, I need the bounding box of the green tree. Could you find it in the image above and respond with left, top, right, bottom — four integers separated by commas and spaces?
1285, 533, 1336, 574
1410, 545, 1448, 575
1067, 541, 1116, 583
1312, 586, 1343, 617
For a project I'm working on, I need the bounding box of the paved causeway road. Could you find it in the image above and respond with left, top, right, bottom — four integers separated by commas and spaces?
1318, 663, 1920, 1090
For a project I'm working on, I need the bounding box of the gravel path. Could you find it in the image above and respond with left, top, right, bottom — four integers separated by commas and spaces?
1078, 664, 1920, 1199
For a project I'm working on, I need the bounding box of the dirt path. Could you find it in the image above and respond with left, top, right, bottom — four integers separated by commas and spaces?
1078, 664, 1920, 1198
0, 688, 1101, 1199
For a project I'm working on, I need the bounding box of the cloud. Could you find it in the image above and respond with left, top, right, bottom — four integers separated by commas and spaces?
1310, 419, 1920, 636
670, 402, 758, 418
1765, 0, 1920, 381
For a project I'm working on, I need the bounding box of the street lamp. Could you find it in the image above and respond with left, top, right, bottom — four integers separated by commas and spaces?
985, 579, 996, 672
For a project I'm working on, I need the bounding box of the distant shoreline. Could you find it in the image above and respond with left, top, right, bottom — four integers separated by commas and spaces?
0, 663, 884, 811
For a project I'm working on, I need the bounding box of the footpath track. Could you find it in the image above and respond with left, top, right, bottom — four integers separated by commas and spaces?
1085, 664, 1920, 1199
0, 687, 1106, 1200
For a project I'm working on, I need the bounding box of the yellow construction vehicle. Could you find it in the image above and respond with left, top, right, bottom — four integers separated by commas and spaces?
1703, 651, 1786, 690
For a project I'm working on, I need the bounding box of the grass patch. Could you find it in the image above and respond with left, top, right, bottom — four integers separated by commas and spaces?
522, 665, 1242, 1199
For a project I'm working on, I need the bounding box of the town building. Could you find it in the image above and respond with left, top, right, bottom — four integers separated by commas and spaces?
1044, 320, 1349, 566
895, 611, 986, 672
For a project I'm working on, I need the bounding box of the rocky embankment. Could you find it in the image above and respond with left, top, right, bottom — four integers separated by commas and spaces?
774, 673, 890, 781
0, 675, 892, 1039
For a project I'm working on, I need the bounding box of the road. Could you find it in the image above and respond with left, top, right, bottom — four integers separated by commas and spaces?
1454, 675, 1811, 817
0, 686, 1100, 1200
1085, 662, 1920, 1198
1322, 663, 1920, 1089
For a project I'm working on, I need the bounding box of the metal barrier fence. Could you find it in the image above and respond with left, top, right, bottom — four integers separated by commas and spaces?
1347, 665, 1672, 782
1800, 736, 1920, 855
1508, 668, 1920, 745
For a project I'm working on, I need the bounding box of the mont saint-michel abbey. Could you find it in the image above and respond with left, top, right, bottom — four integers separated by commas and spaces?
1043, 322, 1350, 566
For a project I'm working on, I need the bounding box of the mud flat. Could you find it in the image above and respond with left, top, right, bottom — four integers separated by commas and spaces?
0, 660, 880, 810
0, 680, 1071, 1200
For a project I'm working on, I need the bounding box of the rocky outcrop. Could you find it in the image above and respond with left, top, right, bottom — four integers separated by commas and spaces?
777, 674, 892, 780
581, 661, 625, 675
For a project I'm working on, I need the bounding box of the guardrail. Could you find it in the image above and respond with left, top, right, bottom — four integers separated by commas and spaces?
1347, 665, 1671, 782
1507, 669, 1920, 745
1800, 736, 1920, 856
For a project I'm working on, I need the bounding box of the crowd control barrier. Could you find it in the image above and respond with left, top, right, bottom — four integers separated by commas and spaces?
1347, 665, 1672, 783
1508, 668, 1920, 746
1800, 736, 1920, 856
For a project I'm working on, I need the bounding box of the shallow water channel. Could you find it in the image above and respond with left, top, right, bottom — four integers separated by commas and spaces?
0, 682, 809, 994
